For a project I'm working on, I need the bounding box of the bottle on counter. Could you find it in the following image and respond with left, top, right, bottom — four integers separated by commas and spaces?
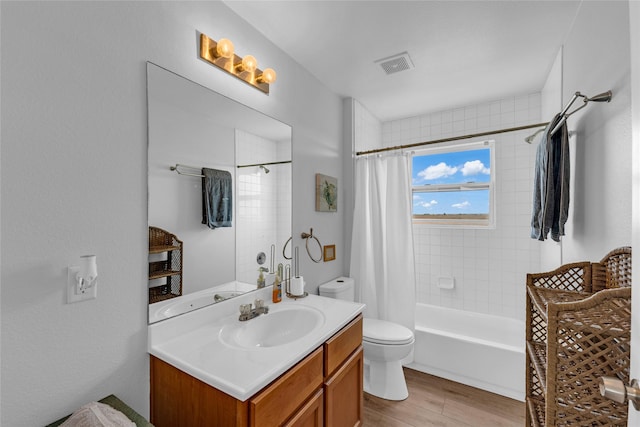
272, 264, 283, 303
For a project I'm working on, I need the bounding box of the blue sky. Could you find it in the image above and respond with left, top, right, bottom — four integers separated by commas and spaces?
412, 148, 490, 215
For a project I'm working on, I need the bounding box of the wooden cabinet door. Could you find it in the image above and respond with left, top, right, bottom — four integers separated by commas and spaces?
324, 346, 363, 427
150, 356, 248, 427
250, 347, 323, 427
284, 389, 324, 427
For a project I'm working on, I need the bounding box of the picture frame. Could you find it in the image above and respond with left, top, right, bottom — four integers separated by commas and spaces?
316, 173, 338, 212
323, 244, 336, 262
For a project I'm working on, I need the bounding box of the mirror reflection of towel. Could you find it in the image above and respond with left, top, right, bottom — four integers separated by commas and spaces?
202, 168, 232, 229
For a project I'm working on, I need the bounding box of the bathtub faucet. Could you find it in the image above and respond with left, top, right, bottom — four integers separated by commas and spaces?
238, 299, 269, 321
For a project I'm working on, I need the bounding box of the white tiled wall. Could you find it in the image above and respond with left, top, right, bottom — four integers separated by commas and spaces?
354, 100, 382, 151
380, 94, 543, 321
235, 130, 291, 285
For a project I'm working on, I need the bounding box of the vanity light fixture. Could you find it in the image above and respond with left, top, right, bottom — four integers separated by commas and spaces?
236, 55, 257, 73
200, 33, 277, 94
67, 254, 98, 303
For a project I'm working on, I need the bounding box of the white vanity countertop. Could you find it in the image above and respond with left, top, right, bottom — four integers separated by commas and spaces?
148, 288, 365, 401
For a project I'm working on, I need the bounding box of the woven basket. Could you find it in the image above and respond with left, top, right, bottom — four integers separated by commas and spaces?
525, 247, 631, 427
547, 287, 631, 426
593, 247, 632, 291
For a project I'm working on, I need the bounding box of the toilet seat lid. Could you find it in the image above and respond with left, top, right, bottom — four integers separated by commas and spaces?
363, 318, 414, 345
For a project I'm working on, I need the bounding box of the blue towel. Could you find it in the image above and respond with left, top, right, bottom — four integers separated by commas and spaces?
531, 114, 570, 241
202, 168, 232, 229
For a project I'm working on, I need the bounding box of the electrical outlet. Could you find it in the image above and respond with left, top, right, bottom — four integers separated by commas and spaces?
67, 266, 97, 303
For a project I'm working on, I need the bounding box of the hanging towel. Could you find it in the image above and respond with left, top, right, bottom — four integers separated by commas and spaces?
202, 168, 232, 229
530, 114, 570, 241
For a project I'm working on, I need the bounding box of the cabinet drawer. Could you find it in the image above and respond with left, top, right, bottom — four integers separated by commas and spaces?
250, 347, 323, 427
283, 388, 323, 427
324, 314, 363, 378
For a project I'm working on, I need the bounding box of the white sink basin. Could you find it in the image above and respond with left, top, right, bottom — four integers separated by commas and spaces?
219, 304, 325, 349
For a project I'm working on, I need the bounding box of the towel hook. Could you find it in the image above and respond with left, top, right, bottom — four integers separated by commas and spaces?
282, 236, 292, 260
300, 228, 323, 263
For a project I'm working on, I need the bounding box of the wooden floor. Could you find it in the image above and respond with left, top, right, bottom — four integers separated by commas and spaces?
363, 368, 525, 426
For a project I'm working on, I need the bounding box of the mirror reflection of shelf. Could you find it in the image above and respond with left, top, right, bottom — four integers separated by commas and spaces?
149, 227, 183, 304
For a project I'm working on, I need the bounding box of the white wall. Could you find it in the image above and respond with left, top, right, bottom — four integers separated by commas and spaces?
0, 1, 343, 425
381, 94, 542, 320
560, 1, 632, 262
353, 100, 383, 153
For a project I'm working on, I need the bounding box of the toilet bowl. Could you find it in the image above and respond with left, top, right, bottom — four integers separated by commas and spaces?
362, 318, 414, 400
319, 277, 415, 401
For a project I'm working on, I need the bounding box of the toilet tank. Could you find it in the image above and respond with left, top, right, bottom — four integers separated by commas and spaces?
318, 277, 355, 302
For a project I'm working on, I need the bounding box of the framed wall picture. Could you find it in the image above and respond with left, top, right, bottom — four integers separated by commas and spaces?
323, 244, 336, 262
316, 173, 337, 212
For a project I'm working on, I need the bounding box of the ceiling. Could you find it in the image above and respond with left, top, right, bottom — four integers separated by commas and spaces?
224, 0, 582, 122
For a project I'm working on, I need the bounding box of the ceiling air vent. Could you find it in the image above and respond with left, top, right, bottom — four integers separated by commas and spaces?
375, 51, 414, 75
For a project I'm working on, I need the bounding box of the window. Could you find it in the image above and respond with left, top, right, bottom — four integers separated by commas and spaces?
411, 140, 494, 227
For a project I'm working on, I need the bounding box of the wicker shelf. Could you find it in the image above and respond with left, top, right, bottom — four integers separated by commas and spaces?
527, 396, 545, 427
149, 244, 181, 254
527, 287, 591, 322
148, 227, 183, 305
527, 341, 547, 390
525, 247, 631, 427
149, 270, 182, 281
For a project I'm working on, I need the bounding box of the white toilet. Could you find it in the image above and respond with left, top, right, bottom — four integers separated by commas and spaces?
319, 277, 415, 401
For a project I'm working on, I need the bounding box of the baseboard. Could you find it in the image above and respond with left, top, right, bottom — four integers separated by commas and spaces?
405, 362, 525, 402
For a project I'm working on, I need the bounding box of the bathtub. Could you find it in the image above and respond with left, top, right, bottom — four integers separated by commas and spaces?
408, 303, 525, 401
149, 281, 255, 323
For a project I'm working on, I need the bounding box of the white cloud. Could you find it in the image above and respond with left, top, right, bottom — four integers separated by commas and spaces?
460, 160, 490, 176
415, 199, 438, 208
452, 201, 470, 209
418, 162, 458, 180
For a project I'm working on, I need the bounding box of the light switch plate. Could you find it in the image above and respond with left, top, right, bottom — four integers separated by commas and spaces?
67, 266, 97, 303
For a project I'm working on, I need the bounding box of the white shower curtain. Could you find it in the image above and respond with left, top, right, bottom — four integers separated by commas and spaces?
349, 153, 416, 331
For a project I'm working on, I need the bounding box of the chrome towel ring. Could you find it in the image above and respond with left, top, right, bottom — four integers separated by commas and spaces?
300, 228, 323, 263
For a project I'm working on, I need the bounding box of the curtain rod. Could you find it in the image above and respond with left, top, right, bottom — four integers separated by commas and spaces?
355, 122, 549, 156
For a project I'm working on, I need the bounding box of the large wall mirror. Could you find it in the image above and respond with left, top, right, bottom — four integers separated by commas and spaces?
147, 62, 292, 323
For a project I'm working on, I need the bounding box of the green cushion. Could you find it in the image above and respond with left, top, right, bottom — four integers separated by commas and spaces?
46, 395, 153, 427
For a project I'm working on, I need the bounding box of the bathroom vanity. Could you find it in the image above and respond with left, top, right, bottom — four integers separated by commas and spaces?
148, 289, 365, 427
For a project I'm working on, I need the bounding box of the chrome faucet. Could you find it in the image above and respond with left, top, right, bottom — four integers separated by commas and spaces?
239, 299, 269, 321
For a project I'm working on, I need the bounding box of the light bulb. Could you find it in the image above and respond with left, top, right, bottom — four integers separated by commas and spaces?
241, 55, 257, 73
258, 68, 277, 84
216, 38, 234, 59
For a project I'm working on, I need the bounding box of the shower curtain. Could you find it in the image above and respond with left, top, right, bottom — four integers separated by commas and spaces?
349, 153, 416, 331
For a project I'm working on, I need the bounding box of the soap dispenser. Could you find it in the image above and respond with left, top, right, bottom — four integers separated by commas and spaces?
257, 267, 267, 288
272, 263, 283, 303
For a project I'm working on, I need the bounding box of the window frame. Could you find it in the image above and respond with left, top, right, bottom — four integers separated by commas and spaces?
411, 140, 496, 229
